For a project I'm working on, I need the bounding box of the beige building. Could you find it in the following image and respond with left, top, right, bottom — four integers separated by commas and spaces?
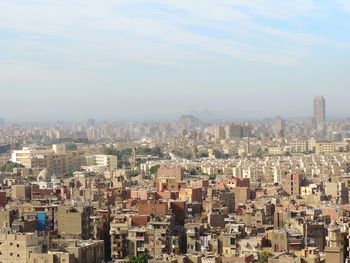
315, 142, 335, 154
324, 182, 348, 204
86, 154, 118, 170
11, 144, 86, 175
29, 251, 74, 263
324, 222, 344, 263
57, 205, 93, 240
315, 141, 348, 154
221, 232, 238, 256
290, 139, 308, 153
128, 227, 147, 256
49, 239, 104, 263
0, 209, 17, 229
29, 239, 104, 263
0, 230, 41, 263
11, 185, 31, 201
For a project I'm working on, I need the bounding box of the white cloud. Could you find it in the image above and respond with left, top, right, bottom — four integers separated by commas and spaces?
0, 0, 347, 70
336, 0, 350, 12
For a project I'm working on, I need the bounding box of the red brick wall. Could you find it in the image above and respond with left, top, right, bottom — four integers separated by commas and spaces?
0, 192, 7, 207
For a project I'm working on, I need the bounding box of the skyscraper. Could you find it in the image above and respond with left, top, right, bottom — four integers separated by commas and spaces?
87, 118, 96, 128
313, 96, 326, 128
273, 116, 286, 137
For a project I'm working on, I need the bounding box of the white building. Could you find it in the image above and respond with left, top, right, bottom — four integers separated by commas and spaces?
85, 154, 118, 170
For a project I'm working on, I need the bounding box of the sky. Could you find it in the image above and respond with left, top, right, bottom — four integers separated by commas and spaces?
0, 0, 350, 121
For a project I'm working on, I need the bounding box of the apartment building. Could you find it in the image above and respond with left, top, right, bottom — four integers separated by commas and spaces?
11, 144, 86, 175
290, 139, 308, 153
49, 239, 104, 263
57, 205, 93, 240
282, 173, 302, 196
86, 154, 118, 169
128, 227, 147, 256
0, 231, 41, 263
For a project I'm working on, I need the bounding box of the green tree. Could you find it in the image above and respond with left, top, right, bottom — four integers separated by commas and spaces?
257, 251, 273, 263
149, 165, 160, 174
189, 169, 197, 175
66, 143, 78, 151
27, 176, 37, 182
130, 170, 139, 177
102, 147, 118, 156
128, 252, 150, 263
0, 161, 24, 172
199, 152, 209, 158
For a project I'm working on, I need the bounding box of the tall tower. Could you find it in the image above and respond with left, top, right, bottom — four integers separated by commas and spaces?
273, 116, 286, 137
313, 96, 326, 128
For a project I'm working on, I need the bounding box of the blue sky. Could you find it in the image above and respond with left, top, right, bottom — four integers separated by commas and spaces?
0, 0, 350, 121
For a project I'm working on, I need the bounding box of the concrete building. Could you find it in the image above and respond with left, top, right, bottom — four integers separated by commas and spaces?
290, 139, 308, 153
325, 182, 348, 204
226, 124, 242, 139
282, 173, 301, 196
324, 222, 344, 263
128, 227, 147, 256
273, 116, 286, 137
313, 96, 326, 129
11, 144, 86, 175
57, 205, 93, 240
0, 230, 41, 263
11, 185, 31, 201
86, 154, 118, 170
49, 239, 104, 263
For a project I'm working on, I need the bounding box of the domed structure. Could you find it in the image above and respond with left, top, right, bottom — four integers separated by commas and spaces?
37, 169, 51, 182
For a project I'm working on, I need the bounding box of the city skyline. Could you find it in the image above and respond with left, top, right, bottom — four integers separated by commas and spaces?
0, 1, 350, 120
0, 95, 349, 122
2, 2, 350, 262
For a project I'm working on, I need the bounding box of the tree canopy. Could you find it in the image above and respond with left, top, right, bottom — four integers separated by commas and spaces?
128, 252, 149, 263
257, 251, 273, 263
149, 165, 160, 174
0, 161, 24, 172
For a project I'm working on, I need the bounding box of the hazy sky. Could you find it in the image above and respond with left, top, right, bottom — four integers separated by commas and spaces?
0, 0, 350, 121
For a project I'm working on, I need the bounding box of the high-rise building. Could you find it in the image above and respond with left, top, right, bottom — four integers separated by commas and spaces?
179, 115, 199, 130
273, 116, 286, 137
212, 125, 226, 140
313, 96, 326, 128
282, 173, 301, 196
225, 123, 242, 139
87, 118, 96, 128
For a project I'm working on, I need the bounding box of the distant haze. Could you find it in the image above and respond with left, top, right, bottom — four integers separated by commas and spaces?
0, 1, 350, 121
